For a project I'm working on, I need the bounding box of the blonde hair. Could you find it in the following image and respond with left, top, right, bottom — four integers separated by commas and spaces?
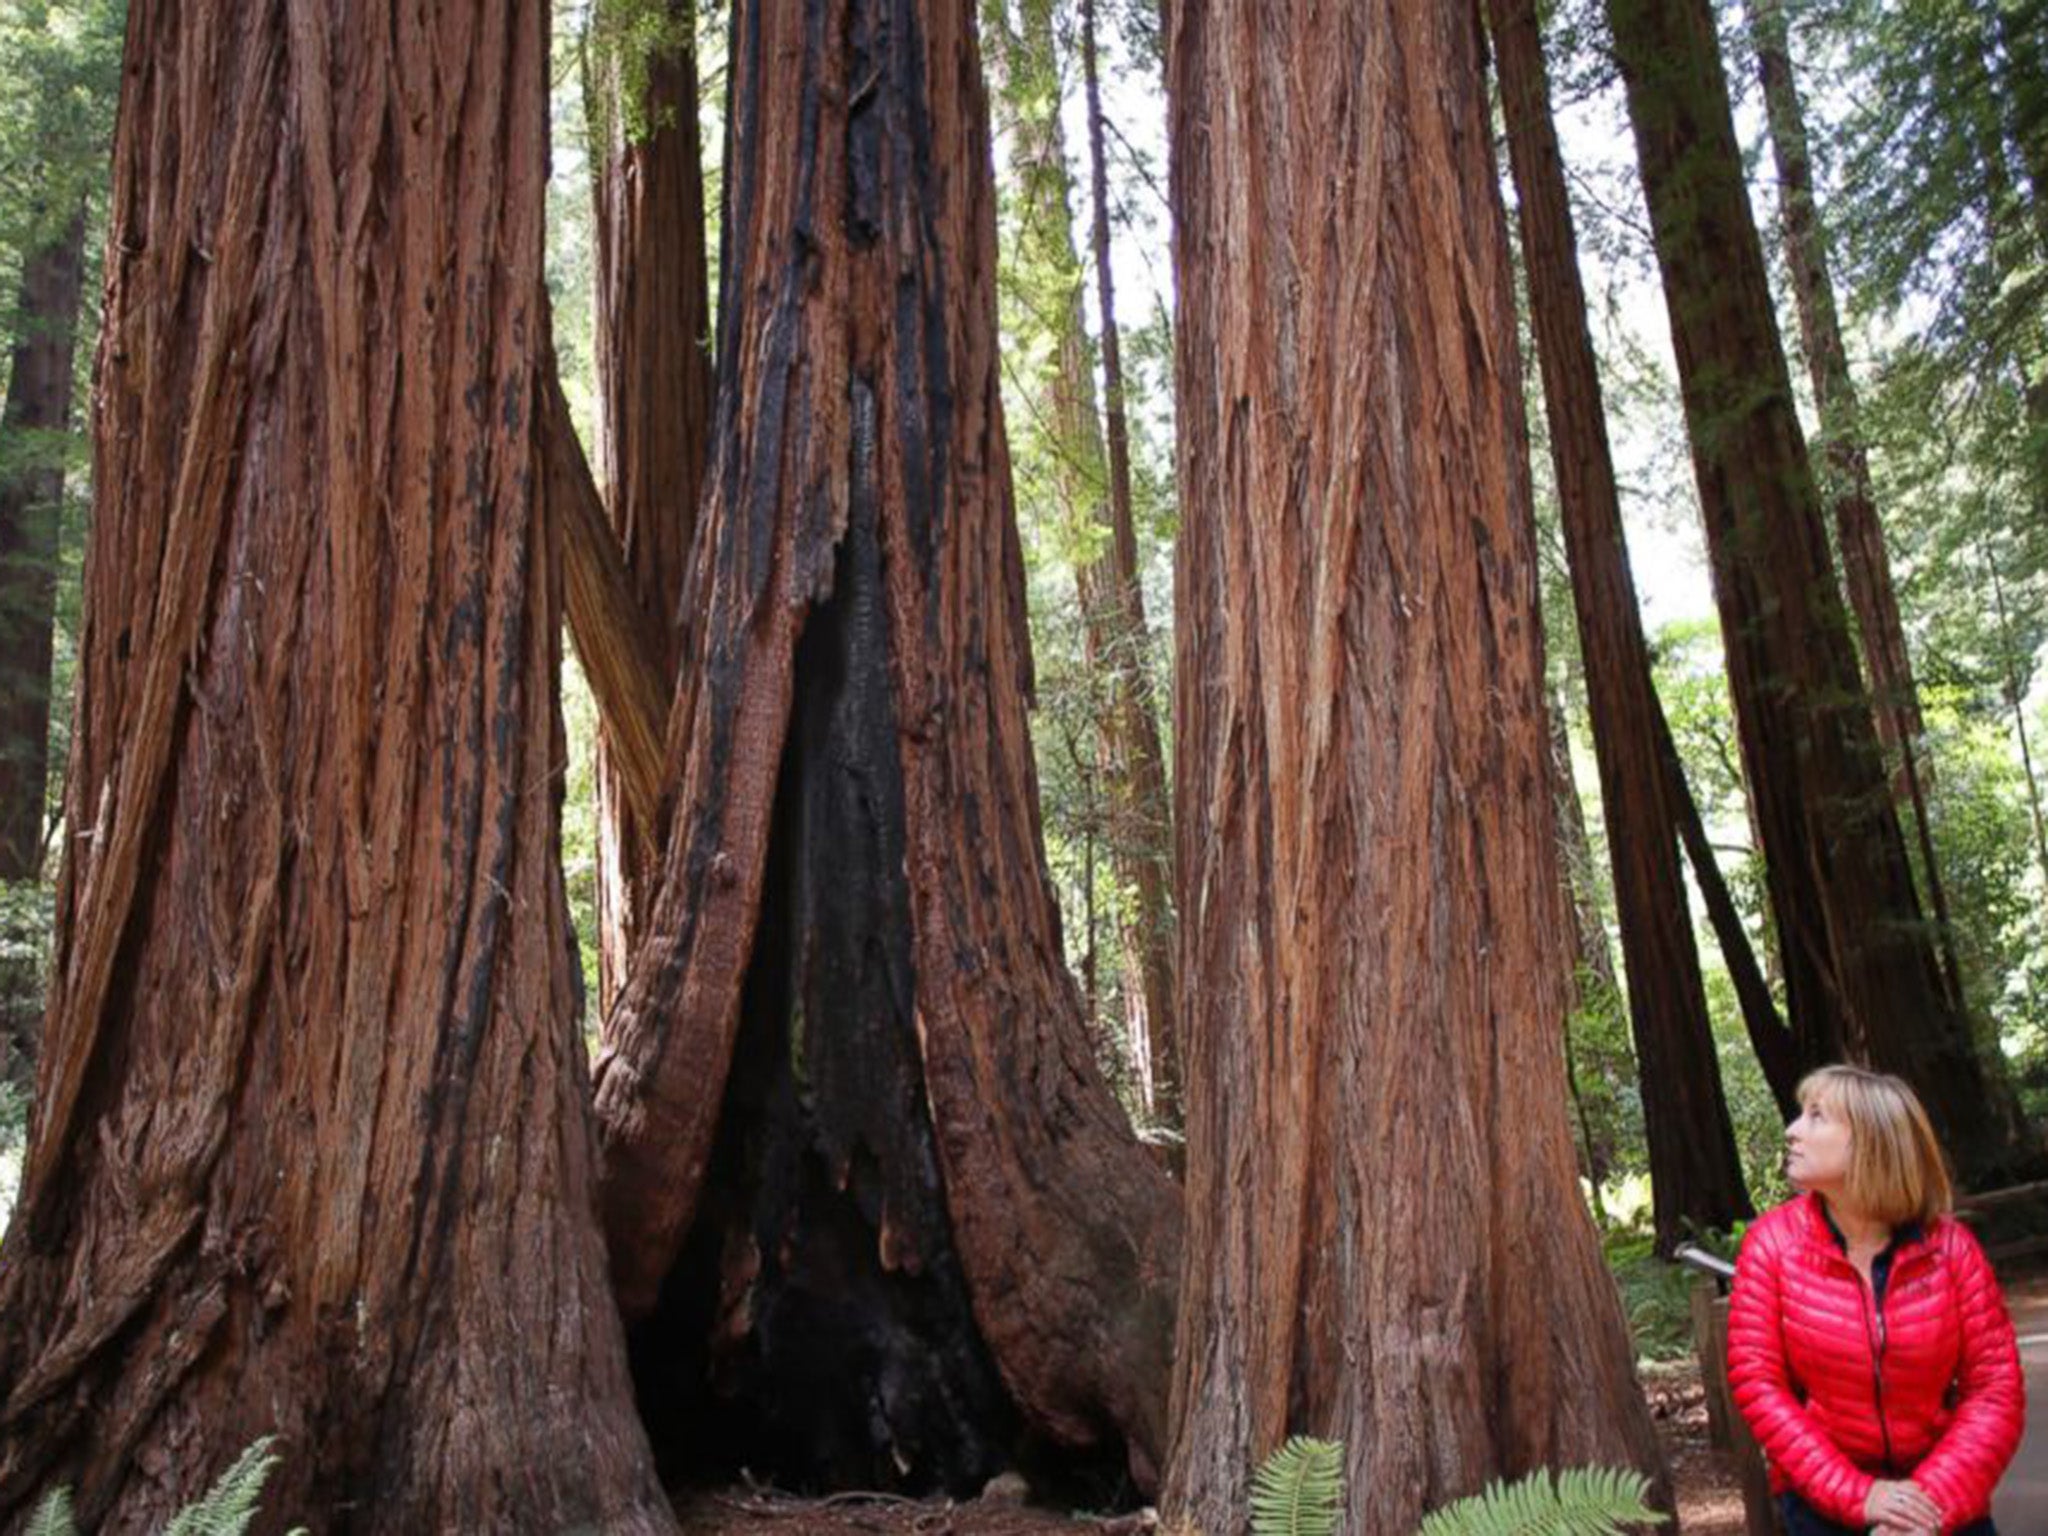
1797, 1065, 1954, 1227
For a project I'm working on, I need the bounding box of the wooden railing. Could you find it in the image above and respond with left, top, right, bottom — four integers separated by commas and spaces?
1675, 1243, 1782, 1536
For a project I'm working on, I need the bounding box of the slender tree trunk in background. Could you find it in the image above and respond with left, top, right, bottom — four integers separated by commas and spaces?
1547, 695, 1619, 1004
1654, 706, 1802, 1118
1747, 0, 1965, 1015
1079, 0, 1178, 1123
1605, 0, 2038, 1186
1490, 0, 1751, 1248
0, 206, 84, 884
1546, 694, 1622, 1205
586, 0, 715, 1013
1968, 5, 2048, 512
1163, 3, 1667, 1529
0, 203, 86, 1091
1984, 542, 2048, 892
988, 0, 1178, 1121
1991, 0, 2048, 266
592, 0, 1180, 1493
0, 0, 673, 1527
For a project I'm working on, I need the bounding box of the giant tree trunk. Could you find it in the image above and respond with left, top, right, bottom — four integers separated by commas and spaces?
1604, 0, 2039, 1188
1489, 0, 1752, 1250
586, 0, 715, 1012
0, 3, 674, 1529
591, 0, 1180, 1493
0, 205, 84, 885
1745, 0, 1964, 1013
1162, 3, 1667, 1529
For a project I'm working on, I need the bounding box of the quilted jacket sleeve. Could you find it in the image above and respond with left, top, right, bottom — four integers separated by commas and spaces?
1909, 1223, 2025, 1529
1725, 1219, 1877, 1527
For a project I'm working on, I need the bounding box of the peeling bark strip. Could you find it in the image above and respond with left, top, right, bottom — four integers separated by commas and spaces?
1485, 0, 1752, 1249
1163, 3, 1667, 1531
1604, 0, 2042, 1188
592, 0, 1180, 1484
0, 3, 673, 1529
588, 0, 715, 1011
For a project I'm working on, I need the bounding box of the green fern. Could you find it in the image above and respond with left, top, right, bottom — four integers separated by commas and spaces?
162, 1436, 286, 1536
1415, 1465, 1666, 1536
1249, 1436, 1345, 1536
24, 1487, 73, 1536
20, 1435, 297, 1536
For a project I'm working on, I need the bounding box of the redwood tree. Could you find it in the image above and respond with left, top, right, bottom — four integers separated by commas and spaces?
1078, 0, 1177, 1120
1605, 0, 2039, 1186
585, 0, 715, 1011
0, 2, 672, 1527
591, 0, 1180, 1492
1162, 2, 1666, 1529
1488, 0, 1752, 1248
989, 0, 1178, 1121
1745, 0, 1963, 1010
0, 204, 83, 887
0, 204, 85, 1094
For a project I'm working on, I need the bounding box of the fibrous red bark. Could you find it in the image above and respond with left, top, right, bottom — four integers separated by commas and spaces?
1162, 2, 1667, 1528
1488, 0, 1753, 1249
1606, 0, 2040, 1187
0, 3, 673, 1528
592, 0, 1179, 1491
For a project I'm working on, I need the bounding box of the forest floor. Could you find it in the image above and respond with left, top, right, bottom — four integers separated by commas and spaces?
665, 1361, 1745, 1534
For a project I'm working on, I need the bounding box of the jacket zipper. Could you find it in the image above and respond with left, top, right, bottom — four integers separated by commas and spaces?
1858, 1266, 1897, 1475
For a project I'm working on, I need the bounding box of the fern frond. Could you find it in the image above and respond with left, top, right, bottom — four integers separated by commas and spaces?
1249, 1435, 1345, 1536
1414, 1464, 1666, 1536
163, 1436, 283, 1536
24, 1486, 75, 1536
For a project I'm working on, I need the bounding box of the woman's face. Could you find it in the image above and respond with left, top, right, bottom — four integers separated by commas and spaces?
1786, 1092, 1853, 1193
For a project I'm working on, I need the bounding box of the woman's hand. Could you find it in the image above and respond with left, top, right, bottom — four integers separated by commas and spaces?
1863, 1478, 1944, 1532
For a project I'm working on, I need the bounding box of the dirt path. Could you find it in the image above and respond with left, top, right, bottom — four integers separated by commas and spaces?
1991, 1274, 2048, 1533
662, 1367, 1746, 1534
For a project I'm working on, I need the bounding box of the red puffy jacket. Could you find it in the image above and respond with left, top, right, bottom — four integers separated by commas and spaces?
1726, 1194, 2024, 1531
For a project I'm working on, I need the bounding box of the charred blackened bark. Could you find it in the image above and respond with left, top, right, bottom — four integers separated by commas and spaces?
1488, 0, 1752, 1249
1163, 2, 1667, 1530
0, 3, 674, 1528
587, 0, 715, 1011
1605, 0, 2040, 1187
629, 490, 1023, 1495
593, 0, 1180, 1490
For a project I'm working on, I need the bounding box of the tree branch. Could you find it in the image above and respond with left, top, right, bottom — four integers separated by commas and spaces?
540, 365, 671, 832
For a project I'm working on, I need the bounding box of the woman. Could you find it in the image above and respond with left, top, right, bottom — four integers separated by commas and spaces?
1727, 1065, 2024, 1534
